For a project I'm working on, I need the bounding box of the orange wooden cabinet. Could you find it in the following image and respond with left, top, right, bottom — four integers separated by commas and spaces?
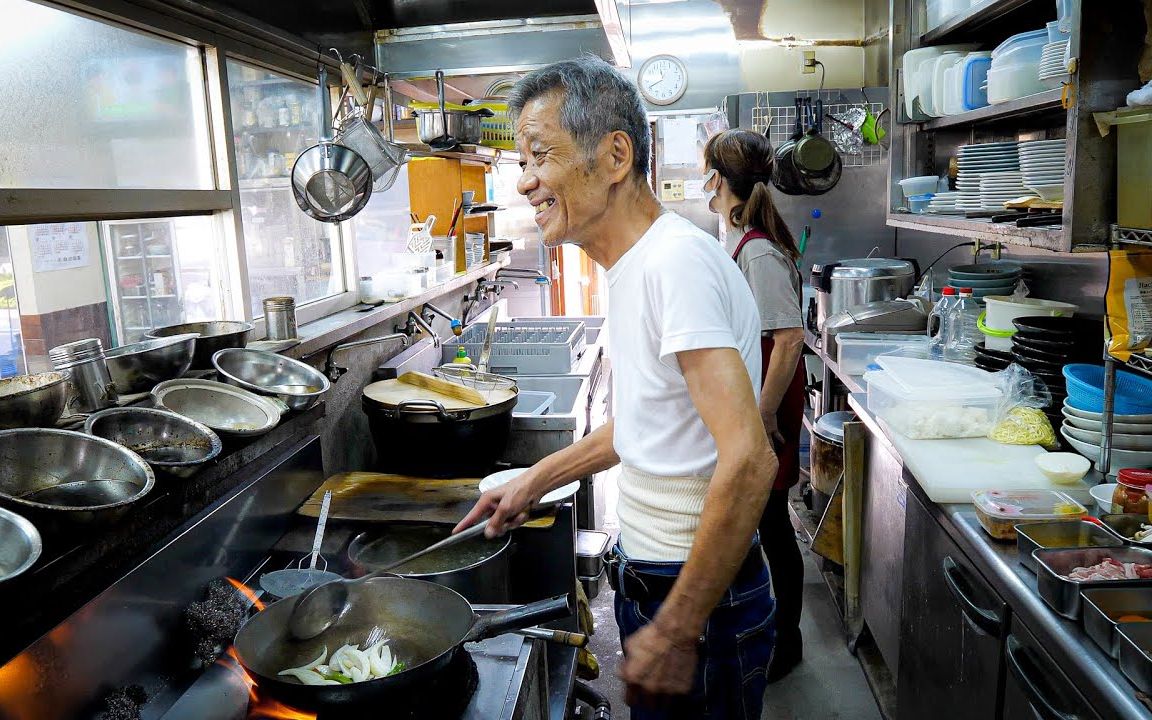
408, 157, 491, 273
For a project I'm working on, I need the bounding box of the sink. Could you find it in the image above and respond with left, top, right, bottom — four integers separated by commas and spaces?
503, 372, 589, 466
514, 376, 584, 417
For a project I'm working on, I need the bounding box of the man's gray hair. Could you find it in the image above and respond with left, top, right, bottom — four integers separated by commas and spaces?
508, 55, 651, 178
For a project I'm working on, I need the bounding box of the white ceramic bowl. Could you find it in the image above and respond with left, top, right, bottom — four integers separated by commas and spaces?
1034, 452, 1091, 484
1063, 398, 1152, 424
1090, 483, 1118, 513
479, 468, 579, 505
1060, 427, 1152, 472
1061, 409, 1152, 435
1062, 422, 1152, 451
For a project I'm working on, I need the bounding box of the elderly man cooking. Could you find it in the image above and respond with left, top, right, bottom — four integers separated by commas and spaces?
454, 55, 778, 719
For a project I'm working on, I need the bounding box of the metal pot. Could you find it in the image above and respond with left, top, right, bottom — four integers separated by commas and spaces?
147, 321, 253, 370
413, 71, 494, 150
813, 258, 919, 330
232, 577, 572, 712
361, 378, 517, 477
348, 523, 511, 603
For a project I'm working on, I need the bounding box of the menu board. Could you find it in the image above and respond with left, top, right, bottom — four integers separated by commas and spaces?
31, 223, 89, 272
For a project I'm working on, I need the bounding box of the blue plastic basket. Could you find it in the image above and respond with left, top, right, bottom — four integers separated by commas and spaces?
1063, 364, 1152, 414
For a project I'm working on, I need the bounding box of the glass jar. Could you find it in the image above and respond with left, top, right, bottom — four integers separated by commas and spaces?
1112, 468, 1152, 516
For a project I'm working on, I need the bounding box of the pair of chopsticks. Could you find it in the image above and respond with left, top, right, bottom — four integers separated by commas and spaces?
446, 199, 463, 238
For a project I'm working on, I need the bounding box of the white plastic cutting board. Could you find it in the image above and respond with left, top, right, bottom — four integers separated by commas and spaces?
885, 431, 1094, 506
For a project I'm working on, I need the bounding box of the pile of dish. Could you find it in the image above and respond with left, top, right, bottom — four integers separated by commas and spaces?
1011, 316, 1102, 429
956, 142, 1027, 212
1019, 138, 1066, 201
1059, 356, 1152, 471
947, 260, 1023, 299
928, 191, 962, 215
1039, 38, 1071, 90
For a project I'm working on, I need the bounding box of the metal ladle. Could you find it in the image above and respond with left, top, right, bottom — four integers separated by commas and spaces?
287, 519, 490, 640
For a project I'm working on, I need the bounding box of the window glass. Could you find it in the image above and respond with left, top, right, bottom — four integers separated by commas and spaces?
226, 60, 346, 316
0, 229, 25, 377
0, 0, 213, 189
351, 165, 413, 279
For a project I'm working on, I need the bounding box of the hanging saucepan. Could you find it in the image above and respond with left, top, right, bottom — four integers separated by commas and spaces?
360, 375, 517, 477
772, 97, 808, 196
291, 67, 374, 223
233, 576, 572, 712
793, 97, 837, 177
413, 71, 494, 150
335, 59, 411, 193
796, 99, 843, 196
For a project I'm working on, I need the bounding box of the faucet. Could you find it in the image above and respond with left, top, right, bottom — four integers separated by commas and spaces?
422, 302, 463, 337
499, 267, 551, 284
396, 311, 442, 348
323, 333, 409, 383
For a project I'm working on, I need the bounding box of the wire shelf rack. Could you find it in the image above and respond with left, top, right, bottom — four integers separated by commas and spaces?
751, 90, 888, 168
1112, 224, 1152, 247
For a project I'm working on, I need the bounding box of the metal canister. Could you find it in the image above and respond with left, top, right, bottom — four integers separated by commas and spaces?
263, 296, 298, 341
49, 338, 118, 413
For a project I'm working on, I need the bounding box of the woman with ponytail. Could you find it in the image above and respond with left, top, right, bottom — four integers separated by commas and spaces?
703, 129, 807, 682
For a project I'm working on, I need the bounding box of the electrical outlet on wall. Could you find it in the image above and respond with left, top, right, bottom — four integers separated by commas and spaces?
802, 50, 816, 74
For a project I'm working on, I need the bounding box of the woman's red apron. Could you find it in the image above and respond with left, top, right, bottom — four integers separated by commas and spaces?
733, 230, 807, 491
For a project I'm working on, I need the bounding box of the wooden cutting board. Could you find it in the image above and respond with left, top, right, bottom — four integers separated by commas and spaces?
299, 472, 558, 528
362, 373, 515, 410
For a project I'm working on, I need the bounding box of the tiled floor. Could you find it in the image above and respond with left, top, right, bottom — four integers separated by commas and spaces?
583, 470, 883, 719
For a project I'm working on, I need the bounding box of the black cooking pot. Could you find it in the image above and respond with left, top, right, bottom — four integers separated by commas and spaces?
348, 522, 511, 603
362, 390, 516, 478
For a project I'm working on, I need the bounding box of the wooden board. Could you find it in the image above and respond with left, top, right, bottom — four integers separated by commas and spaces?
397, 370, 487, 405
811, 478, 845, 565
362, 374, 514, 410
299, 472, 556, 528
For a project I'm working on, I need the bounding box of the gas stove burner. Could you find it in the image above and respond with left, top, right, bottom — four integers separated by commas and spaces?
250, 651, 479, 720
185, 578, 249, 666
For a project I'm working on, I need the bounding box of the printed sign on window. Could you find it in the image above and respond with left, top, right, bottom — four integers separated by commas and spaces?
31, 223, 89, 272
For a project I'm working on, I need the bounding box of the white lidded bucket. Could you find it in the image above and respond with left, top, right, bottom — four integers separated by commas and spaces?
978, 295, 1079, 351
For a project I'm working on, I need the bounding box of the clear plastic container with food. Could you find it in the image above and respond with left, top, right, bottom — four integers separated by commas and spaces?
972, 489, 1088, 540
865, 368, 1002, 439
1112, 468, 1152, 516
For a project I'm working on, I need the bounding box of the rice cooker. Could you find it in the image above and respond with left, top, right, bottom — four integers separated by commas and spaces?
812, 258, 920, 330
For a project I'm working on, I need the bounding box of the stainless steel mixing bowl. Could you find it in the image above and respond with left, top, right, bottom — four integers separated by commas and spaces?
84, 407, 222, 471
212, 348, 330, 412
152, 379, 281, 436
147, 321, 254, 370
0, 506, 41, 582
0, 429, 155, 528
104, 334, 198, 394
0, 372, 68, 429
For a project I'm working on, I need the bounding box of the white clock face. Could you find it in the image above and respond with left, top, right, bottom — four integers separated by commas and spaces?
639, 55, 687, 105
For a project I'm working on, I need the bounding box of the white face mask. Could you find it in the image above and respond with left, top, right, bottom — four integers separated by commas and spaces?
702, 168, 719, 213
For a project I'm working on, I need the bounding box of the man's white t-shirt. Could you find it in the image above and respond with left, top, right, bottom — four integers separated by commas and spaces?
607, 212, 761, 476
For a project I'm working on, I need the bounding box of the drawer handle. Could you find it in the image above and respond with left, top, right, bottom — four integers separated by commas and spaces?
1005, 635, 1080, 720
942, 556, 1004, 638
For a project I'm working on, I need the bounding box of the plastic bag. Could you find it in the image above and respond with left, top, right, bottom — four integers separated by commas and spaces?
1106, 248, 1152, 361
987, 363, 1058, 448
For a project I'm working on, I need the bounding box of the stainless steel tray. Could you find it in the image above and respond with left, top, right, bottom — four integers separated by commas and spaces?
1098, 513, 1152, 546
1082, 587, 1152, 659
576, 529, 612, 577
1033, 546, 1152, 619
1016, 521, 1123, 573
1119, 621, 1152, 694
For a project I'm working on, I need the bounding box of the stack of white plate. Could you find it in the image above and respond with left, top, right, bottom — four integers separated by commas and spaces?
1039, 40, 1071, 89
927, 191, 962, 215
1019, 139, 1066, 201
956, 142, 1020, 212
979, 171, 1031, 210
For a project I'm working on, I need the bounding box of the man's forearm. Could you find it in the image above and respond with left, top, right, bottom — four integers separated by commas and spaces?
525, 420, 620, 497
652, 444, 776, 641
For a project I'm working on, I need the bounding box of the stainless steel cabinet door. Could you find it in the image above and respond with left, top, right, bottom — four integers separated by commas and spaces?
860, 436, 907, 672
897, 488, 1009, 720
1001, 617, 1104, 720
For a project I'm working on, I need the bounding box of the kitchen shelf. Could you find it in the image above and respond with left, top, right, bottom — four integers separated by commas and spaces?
921, 0, 1050, 44
117, 255, 144, 260
1112, 225, 1152, 247
921, 89, 1065, 130
144, 254, 173, 259
887, 212, 1065, 250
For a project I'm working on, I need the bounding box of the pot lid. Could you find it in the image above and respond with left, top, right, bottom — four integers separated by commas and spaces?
813, 411, 856, 443
829, 258, 916, 279
363, 377, 516, 410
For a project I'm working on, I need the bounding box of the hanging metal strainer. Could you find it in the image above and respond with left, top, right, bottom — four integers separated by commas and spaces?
432, 366, 518, 401
259, 490, 341, 599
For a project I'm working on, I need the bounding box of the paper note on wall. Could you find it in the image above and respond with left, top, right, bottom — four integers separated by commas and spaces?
683, 179, 705, 200
663, 118, 700, 166
31, 223, 89, 272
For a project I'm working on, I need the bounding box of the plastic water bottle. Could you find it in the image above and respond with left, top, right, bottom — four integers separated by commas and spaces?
928, 287, 957, 359
945, 288, 982, 362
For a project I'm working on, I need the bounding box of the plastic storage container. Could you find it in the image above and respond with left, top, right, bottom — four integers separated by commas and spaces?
899, 176, 941, 198
837, 333, 932, 374
972, 488, 1087, 540
961, 53, 993, 110
926, 0, 970, 31
865, 366, 1003, 439
929, 53, 966, 117
987, 29, 1049, 103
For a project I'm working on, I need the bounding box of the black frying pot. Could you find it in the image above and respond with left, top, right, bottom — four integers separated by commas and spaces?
233, 576, 572, 712
362, 393, 515, 477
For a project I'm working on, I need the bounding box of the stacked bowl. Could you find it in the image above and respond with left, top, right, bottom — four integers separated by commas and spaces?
947, 261, 1024, 300
1011, 317, 1103, 430
1019, 139, 1065, 202
1060, 363, 1152, 472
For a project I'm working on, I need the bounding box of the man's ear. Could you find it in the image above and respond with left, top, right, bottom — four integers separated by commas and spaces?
599, 130, 634, 185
